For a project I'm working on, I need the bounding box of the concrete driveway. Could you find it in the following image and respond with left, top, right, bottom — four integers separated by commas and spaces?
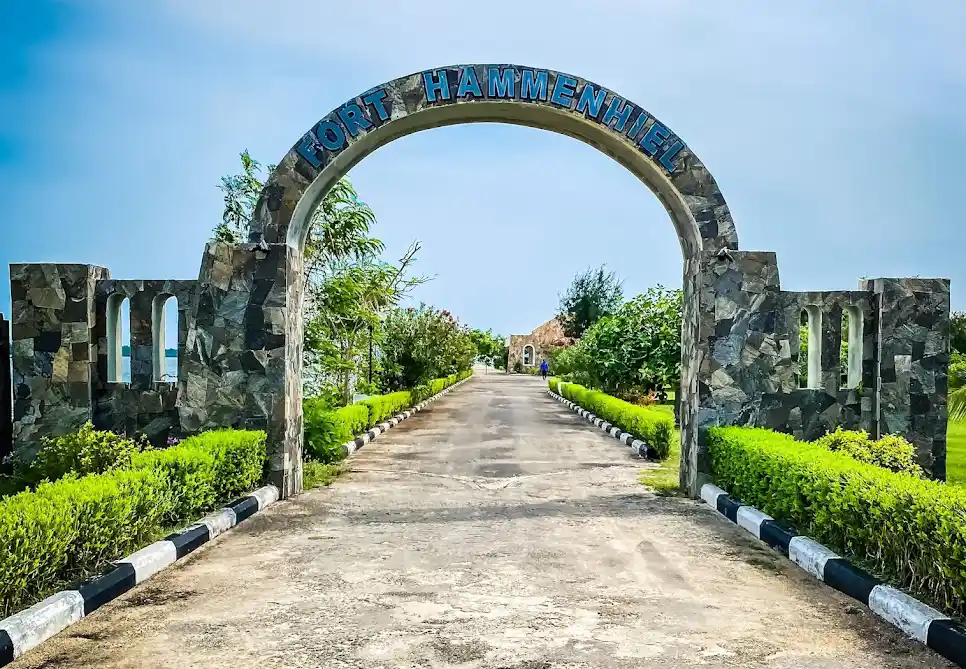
12, 373, 952, 668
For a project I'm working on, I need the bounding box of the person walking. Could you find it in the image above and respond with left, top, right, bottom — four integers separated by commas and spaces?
539, 359, 549, 380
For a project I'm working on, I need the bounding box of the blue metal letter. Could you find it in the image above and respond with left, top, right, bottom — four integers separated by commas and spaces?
550, 74, 578, 108
626, 111, 649, 141
659, 140, 685, 172
575, 83, 606, 119
296, 132, 323, 169
338, 103, 374, 138
487, 66, 516, 98
457, 66, 483, 99
638, 122, 671, 156
423, 70, 451, 103
362, 89, 390, 121
316, 120, 347, 152
520, 70, 549, 101
601, 96, 633, 133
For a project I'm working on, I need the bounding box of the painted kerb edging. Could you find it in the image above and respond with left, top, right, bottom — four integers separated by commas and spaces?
546, 387, 656, 459
700, 482, 966, 668
0, 375, 473, 666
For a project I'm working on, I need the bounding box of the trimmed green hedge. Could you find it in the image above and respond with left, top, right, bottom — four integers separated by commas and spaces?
709, 426, 966, 614
304, 402, 369, 463
303, 371, 472, 464
549, 379, 674, 460
812, 427, 923, 476
0, 429, 266, 618
361, 391, 413, 425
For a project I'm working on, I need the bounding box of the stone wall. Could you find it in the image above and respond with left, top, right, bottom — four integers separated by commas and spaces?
91, 279, 195, 445
507, 317, 573, 372
10, 264, 108, 457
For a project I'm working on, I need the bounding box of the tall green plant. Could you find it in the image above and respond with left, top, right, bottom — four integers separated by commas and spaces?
378, 305, 476, 391
557, 265, 624, 339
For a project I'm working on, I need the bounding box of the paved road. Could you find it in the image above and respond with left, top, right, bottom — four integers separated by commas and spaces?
15, 374, 952, 668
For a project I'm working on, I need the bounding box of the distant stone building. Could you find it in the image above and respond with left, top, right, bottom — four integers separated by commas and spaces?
507, 317, 575, 372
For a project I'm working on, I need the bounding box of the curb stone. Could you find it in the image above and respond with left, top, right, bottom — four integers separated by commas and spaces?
0, 375, 473, 666
700, 482, 966, 668
546, 387, 653, 459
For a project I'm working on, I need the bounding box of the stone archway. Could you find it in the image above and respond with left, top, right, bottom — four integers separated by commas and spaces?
179, 64, 774, 500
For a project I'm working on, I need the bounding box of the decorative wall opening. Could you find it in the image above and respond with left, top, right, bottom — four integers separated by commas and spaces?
802, 305, 822, 389
106, 294, 130, 383
844, 305, 864, 389
523, 345, 534, 367
152, 295, 178, 382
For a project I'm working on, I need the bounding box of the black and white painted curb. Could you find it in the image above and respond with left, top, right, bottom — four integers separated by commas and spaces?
0, 376, 473, 667
546, 386, 655, 459
342, 376, 472, 456
0, 485, 280, 667
701, 483, 966, 667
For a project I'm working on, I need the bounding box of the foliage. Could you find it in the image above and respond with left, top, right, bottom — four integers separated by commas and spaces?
468, 328, 507, 368
812, 427, 923, 476
360, 391, 413, 425
14, 423, 145, 486
952, 312, 966, 355
552, 286, 682, 398
557, 265, 624, 339
551, 379, 674, 460
513, 360, 524, 374
708, 426, 966, 614
303, 245, 428, 405
949, 351, 966, 422
303, 462, 345, 490
303, 401, 369, 463
301, 373, 471, 465
378, 305, 475, 391
214, 150, 426, 405
0, 429, 266, 618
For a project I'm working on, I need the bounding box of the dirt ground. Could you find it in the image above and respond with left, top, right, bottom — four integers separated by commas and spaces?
12, 373, 953, 668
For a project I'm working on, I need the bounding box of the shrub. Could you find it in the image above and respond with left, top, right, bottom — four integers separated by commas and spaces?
551, 380, 674, 459
361, 391, 413, 425
813, 427, 923, 476
0, 467, 172, 617
303, 401, 369, 463
0, 428, 266, 617
708, 426, 966, 614
302, 373, 470, 464
14, 422, 144, 485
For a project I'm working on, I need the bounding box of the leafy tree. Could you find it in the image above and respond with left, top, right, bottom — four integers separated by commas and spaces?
302, 245, 427, 405
557, 265, 624, 339
468, 329, 507, 368
556, 286, 682, 398
215, 150, 426, 404
378, 305, 476, 390
952, 312, 966, 355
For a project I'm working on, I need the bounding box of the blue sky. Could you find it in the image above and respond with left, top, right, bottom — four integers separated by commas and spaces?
2, 0, 965, 347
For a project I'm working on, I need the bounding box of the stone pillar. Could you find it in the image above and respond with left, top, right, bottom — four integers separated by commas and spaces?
866, 277, 950, 478
10, 263, 108, 455
179, 242, 302, 497
683, 249, 785, 495
129, 286, 155, 390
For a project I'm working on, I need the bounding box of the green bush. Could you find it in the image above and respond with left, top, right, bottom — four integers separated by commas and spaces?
304, 401, 369, 463
14, 422, 144, 485
813, 427, 923, 476
708, 426, 966, 614
0, 428, 267, 617
302, 373, 470, 465
361, 391, 413, 425
550, 379, 674, 459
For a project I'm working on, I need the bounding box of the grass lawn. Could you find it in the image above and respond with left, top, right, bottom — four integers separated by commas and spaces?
636, 404, 683, 496
947, 421, 966, 486
303, 461, 346, 489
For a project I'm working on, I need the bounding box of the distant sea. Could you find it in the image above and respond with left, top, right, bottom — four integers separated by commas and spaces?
120, 356, 178, 383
